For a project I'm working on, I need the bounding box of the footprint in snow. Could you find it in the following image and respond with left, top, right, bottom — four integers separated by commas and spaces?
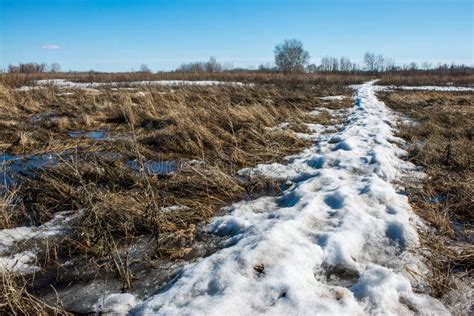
332, 141, 352, 151
324, 191, 345, 209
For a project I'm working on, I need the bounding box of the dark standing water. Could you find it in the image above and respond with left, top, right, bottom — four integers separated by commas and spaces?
1, 154, 57, 186
1, 152, 180, 188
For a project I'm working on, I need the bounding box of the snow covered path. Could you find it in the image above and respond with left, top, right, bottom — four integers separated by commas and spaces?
114, 81, 448, 315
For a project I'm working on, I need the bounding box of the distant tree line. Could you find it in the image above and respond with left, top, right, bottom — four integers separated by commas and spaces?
270, 39, 472, 74
175, 57, 236, 73
6, 62, 61, 73
4, 41, 472, 75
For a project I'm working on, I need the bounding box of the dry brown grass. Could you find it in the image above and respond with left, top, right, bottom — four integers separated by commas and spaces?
0, 71, 367, 89
0, 188, 28, 230
0, 76, 354, 312
0, 271, 70, 315
3, 70, 472, 90
378, 72, 474, 86
379, 90, 473, 301
1, 84, 324, 155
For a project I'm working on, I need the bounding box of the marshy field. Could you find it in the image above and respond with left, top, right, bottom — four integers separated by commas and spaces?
0, 71, 473, 315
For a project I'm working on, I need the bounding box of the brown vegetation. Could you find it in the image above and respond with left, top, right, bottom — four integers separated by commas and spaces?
378, 72, 474, 86
0, 71, 368, 89
0, 76, 354, 313
379, 90, 473, 302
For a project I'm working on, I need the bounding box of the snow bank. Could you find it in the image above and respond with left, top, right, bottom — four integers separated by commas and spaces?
375, 85, 474, 92
122, 81, 447, 315
15, 79, 249, 91
319, 95, 347, 101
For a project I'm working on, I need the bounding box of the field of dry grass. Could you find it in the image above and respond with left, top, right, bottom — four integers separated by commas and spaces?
1, 71, 472, 314
378, 89, 473, 306
1, 71, 369, 89
3, 70, 472, 90
0, 75, 356, 313
378, 72, 474, 86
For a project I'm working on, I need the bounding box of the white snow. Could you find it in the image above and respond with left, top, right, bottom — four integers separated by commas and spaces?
93, 293, 140, 315
13, 86, 43, 92
122, 81, 447, 315
0, 211, 76, 273
0, 251, 39, 274
319, 95, 347, 101
14, 79, 249, 91
374, 85, 474, 92
265, 122, 291, 132
134, 91, 148, 97
0, 226, 33, 254
309, 107, 350, 118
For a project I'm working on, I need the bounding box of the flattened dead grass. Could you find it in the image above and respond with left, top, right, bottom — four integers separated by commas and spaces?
0, 272, 70, 316
379, 90, 473, 303
0, 78, 354, 313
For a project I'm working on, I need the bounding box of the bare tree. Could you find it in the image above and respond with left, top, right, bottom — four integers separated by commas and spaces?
177, 57, 223, 73
374, 54, 385, 72
339, 57, 354, 72
421, 62, 433, 70
139, 64, 151, 73
383, 58, 396, 72
364, 52, 376, 72
319, 57, 332, 72
364, 52, 385, 72
274, 39, 310, 73
50, 63, 61, 73
408, 62, 418, 70
178, 62, 205, 72
306, 64, 317, 73
330, 57, 339, 72
205, 57, 222, 73
319, 56, 339, 72
7, 62, 48, 73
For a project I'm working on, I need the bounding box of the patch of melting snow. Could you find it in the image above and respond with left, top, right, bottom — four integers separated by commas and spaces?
0, 251, 39, 274
134, 91, 148, 97
161, 205, 190, 213
265, 122, 290, 132
93, 293, 140, 315
399, 117, 419, 128
0, 211, 76, 273
0, 211, 75, 253
13, 86, 43, 92
15, 79, 250, 91
113, 81, 448, 315
319, 95, 347, 101
374, 85, 474, 92
310, 107, 350, 118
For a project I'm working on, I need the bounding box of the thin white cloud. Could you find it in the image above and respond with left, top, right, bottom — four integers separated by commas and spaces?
41, 44, 61, 50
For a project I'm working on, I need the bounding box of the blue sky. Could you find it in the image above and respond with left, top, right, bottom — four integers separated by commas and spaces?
1, 0, 472, 71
